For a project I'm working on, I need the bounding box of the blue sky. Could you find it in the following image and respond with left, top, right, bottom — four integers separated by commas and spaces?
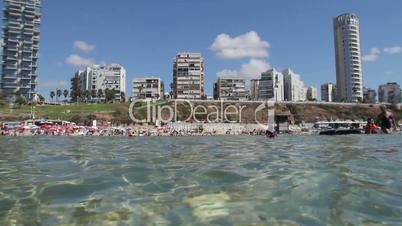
2, 0, 402, 98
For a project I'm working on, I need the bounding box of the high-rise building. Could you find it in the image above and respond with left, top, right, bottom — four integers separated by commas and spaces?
0, 0, 41, 100
363, 87, 377, 103
306, 86, 318, 101
213, 76, 248, 100
70, 64, 126, 102
321, 83, 337, 102
132, 76, 164, 100
282, 68, 306, 102
259, 68, 284, 101
378, 82, 401, 104
250, 79, 260, 100
172, 52, 205, 99
333, 13, 363, 102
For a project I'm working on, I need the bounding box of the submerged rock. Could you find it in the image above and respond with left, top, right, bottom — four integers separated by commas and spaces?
184, 193, 231, 222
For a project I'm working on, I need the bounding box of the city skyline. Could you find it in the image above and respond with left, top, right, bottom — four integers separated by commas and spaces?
1, 0, 402, 98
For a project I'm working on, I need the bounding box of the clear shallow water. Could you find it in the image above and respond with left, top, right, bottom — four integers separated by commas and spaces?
0, 135, 401, 226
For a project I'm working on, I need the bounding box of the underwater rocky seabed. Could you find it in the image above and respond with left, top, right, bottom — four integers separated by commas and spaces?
0, 135, 401, 225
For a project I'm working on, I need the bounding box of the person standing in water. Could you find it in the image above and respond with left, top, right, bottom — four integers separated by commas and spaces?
377, 106, 397, 134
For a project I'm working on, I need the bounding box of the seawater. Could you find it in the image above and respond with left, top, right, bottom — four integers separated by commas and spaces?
0, 135, 401, 225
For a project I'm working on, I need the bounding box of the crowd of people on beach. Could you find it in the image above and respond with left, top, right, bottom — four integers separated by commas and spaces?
0, 121, 268, 137
0, 106, 399, 137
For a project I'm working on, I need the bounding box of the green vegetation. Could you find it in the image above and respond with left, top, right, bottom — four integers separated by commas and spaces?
0, 103, 128, 121
1, 100, 401, 125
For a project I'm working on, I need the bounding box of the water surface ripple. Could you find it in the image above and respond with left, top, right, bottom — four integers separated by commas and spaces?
0, 135, 401, 225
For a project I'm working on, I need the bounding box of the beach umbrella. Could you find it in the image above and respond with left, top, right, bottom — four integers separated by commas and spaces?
30, 125, 40, 130
4, 125, 17, 130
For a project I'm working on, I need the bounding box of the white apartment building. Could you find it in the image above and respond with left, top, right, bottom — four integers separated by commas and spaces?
1, 0, 41, 100
378, 83, 401, 104
321, 83, 337, 102
71, 64, 126, 101
213, 76, 248, 100
282, 68, 306, 102
333, 13, 363, 102
132, 76, 164, 100
259, 68, 284, 101
172, 52, 205, 99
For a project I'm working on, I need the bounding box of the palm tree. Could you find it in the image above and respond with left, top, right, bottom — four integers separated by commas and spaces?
120, 91, 125, 102
138, 85, 144, 99
63, 89, 69, 101
50, 91, 55, 102
84, 90, 91, 102
97, 89, 104, 102
56, 89, 62, 103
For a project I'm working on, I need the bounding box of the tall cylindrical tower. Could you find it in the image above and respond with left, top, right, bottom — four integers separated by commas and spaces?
333, 13, 363, 102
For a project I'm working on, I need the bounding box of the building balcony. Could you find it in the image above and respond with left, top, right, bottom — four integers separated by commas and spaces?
7, 29, 21, 35
7, 38, 19, 43
23, 40, 34, 44
2, 80, 18, 85
22, 48, 32, 53
2, 75, 18, 79
8, 7, 22, 13
6, 47, 18, 53
2, 85, 18, 89
24, 14, 35, 19
23, 30, 34, 36
8, 11, 22, 17
7, 20, 21, 26
21, 76, 31, 80
4, 65, 18, 70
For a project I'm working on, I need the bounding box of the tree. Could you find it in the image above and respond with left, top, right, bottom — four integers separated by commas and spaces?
91, 90, 97, 100
120, 91, 125, 102
138, 85, 144, 99
97, 89, 104, 102
15, 95, 27, 107
76, 90, 83, 103
79, 90, 87, 102
56, 89, 62, 103
63, 89, 69, 101
105, 88, 116, 103
84, 90, 91, 102
50, 91, 55, 102
37, 94, 45, 103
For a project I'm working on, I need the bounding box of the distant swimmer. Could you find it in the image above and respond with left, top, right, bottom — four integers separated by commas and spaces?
265, 128, 277, 138
377, 106, 397, 134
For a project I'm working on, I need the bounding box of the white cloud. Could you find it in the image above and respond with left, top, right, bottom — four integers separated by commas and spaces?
74, 40, 96, 53
210, 31, 270, 59
39, 80, 68, 89
362, 48, 381, 62
66, 54, 94, 67
383, 46, 402, 54
217, 58, 271, 79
